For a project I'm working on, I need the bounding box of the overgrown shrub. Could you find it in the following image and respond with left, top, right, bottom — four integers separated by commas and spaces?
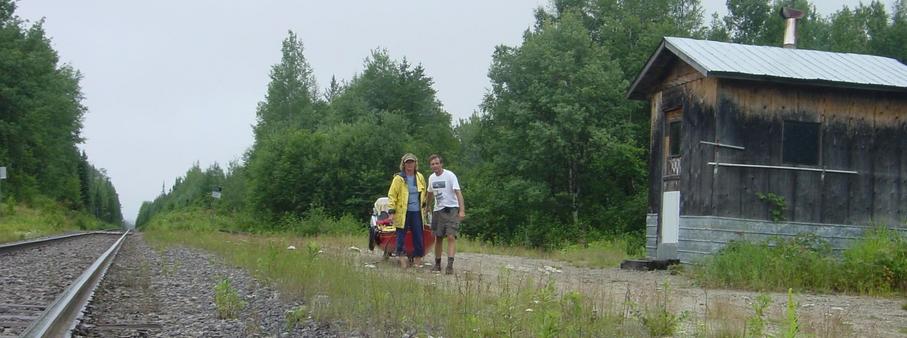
692, 234, 837, 291
839, 226, 907, 294
693, 229, 907, 295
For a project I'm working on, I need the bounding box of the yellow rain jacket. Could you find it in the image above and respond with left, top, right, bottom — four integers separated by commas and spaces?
387, 171, 427, 230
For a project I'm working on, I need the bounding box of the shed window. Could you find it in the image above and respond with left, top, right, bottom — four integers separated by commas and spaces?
668, 121, 682, 156
783, 120, 819, 165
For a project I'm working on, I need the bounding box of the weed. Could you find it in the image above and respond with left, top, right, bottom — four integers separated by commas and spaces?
305, 241, 321, 259
745, 293, 772, 337
214, 277, 246, 319
637, 281, 685, 337
285, 305, 308, 330
757, 192, 787, 222
784, 288, 800, 338
160, 258, 180, 277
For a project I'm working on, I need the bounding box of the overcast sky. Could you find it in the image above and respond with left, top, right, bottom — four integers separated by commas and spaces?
16, 0, 872, 223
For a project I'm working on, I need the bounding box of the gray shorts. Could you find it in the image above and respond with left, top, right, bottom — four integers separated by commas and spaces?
431, 207, 460, 238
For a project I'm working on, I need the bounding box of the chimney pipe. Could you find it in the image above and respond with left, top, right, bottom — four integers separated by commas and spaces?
781, 7, 804, 49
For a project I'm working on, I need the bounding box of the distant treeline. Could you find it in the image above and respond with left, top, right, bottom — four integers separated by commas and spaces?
137, 0, 907, 247
0, 1, 122, 224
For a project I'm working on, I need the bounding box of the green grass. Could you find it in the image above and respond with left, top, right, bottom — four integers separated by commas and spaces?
0, 197, 111, 244
214, 277, 246, 319
691, 228, 907, 295
146, 229, 634, 337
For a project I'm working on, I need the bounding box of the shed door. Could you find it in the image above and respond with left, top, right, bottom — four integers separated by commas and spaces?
657, 108, 682, 259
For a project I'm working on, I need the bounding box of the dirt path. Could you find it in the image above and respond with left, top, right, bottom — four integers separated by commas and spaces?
360, 250, 907, 337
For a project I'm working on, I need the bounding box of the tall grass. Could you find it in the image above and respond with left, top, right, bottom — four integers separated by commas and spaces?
0, 197, 111, 244
146, 230, 632, 336
839, 226, 907, 294
692, 228, 907, 295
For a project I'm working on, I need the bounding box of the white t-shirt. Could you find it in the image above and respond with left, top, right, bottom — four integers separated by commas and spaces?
428, 169, 461, 211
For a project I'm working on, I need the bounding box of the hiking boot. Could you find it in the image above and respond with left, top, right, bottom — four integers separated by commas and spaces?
431, 263, 442, 272
445, 265, 453, 275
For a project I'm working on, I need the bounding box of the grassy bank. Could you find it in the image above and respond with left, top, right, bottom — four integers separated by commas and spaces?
0, 197, 112, 244
691, 228, 907, 295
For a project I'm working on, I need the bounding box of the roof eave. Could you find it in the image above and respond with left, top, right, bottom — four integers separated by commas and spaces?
710, 71, 907, 93
626, 39, 668, 101
627, 37, 709, 101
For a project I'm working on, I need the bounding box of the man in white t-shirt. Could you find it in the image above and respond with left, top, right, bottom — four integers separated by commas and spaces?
426, 154, 465, 274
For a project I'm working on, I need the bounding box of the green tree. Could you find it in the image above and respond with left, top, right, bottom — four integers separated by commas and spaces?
329, 49, 457, 154
724, 0, 773, 44
476, 9, 645, 245
0, 0, 120, 224
253, 30, 319, 137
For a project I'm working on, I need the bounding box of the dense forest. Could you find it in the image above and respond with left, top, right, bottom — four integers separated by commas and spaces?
0, 1, 122, 224
137, 0, 907, 247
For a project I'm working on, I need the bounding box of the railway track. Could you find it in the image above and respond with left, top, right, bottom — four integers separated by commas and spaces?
0, 232, 127, 337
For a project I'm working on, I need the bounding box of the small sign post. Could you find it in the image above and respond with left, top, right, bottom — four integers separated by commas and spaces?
210, 186, 222, 225
0, 166, 6, 204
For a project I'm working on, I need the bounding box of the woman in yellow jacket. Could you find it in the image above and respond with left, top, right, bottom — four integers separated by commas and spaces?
387, 153, 428, 268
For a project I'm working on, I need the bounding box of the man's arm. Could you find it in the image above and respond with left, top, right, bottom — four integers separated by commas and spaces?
455, 189, 465, 220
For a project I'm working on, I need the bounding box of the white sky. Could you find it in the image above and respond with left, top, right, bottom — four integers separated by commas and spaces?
16, 0, 872, 223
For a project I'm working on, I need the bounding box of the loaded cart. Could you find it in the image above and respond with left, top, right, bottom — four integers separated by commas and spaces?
368, 197, 434, 258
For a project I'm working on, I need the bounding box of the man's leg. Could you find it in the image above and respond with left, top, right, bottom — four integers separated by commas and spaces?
434, 236, 443, 271
446, 234, 456, 274
432, 210, 443, 272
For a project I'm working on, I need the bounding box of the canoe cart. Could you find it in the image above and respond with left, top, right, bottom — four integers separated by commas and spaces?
368, 197, 434, 259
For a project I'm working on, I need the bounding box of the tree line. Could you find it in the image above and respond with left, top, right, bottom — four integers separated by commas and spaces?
137, 0, 907, 248
0, 1, 122, 224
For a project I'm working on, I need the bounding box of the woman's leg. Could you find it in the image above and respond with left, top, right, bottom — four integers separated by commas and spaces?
408, 211, 424, 264
395, 227, 407, 268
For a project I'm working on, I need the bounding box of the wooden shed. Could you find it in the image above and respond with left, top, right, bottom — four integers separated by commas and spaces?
627, 37, 907, 263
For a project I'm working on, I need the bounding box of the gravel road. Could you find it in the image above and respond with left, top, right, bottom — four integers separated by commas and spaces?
375, 251, 907, 337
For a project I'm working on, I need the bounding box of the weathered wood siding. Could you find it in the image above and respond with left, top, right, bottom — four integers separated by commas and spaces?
676, 79, 907, 226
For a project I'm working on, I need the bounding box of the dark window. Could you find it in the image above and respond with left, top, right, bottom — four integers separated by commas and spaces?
783, 120, 819, 165
669, 121, 682, 156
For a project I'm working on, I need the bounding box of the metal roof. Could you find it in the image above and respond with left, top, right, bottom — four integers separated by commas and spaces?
627, 37, 907, 100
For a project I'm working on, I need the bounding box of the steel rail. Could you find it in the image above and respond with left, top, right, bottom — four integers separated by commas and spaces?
0, 233, 93, 254
19, 231, 129, 338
